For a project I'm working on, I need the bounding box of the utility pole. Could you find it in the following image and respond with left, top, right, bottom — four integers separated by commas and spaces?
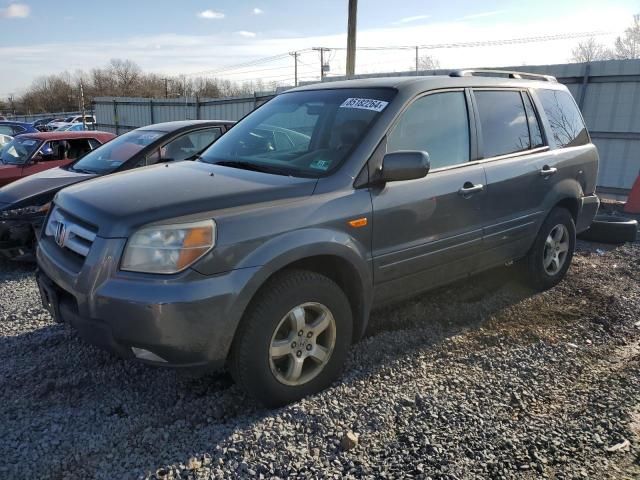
346, 0, 358, 77
312, 47, 331, 81
79, 80, 87, 129
164, 78, 169, 98
415, 46, 419, 75
289, 51, 299, 86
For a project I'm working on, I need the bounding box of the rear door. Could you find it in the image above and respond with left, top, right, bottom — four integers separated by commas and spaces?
371, 89, 488, 303
473, 88, 554, 268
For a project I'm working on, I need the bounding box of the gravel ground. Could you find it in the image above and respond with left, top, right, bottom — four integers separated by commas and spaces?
0, 242, 639, 479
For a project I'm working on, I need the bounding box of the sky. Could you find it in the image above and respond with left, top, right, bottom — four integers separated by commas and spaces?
0, 0, 638, 97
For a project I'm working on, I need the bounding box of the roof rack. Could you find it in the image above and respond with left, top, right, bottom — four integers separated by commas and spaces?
449, 69, 557, 82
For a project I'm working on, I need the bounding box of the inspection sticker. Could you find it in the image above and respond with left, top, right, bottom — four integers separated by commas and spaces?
309, 159, 332, 171
340, 97, 389, 112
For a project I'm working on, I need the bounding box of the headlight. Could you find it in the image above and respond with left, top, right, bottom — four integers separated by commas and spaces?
121, 220, 216, 274
0, 202, 51, 219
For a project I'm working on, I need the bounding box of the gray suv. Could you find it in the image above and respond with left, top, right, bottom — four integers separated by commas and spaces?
36, 71, 599, 406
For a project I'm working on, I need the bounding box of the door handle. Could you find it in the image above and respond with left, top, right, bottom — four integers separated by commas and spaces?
458, 182, 484, 196
540, 166, 558, 177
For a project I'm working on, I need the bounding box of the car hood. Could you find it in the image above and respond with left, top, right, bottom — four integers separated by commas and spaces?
0, 166, 94, 208
55, 161, 318, 238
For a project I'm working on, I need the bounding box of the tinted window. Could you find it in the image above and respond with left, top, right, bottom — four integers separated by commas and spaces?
69, 129, 164, 174
200, 88, 396, 177
475, 90, 530, 158
147, 127, 224, 165
387, 91, 470, 169
0, 126, 13, 136
522, 93, 544, 148
537, 89, 589, 148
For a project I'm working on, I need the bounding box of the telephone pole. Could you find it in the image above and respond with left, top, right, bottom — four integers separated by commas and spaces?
164, 78, 169, 98
79, 80, 87, 129
313, 47, 331, 81
415, 46, 419, 75
346, 0, 358, 77
289, 51, 299, 86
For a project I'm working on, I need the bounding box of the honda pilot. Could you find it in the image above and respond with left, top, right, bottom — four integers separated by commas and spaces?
36, 71, 600, 406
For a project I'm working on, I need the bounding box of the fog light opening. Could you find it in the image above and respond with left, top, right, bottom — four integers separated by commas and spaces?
131, 347, 168, 363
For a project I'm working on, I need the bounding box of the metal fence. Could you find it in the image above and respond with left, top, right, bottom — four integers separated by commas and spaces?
89, 59, 640, 192
323, 59, 640, 194
92, 94, 274, 135
7, 110, 84, 123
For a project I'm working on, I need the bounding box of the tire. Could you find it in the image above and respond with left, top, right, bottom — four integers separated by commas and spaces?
577, 214, 638, 244
524, 207, 576, 291
229, 269, 353, 407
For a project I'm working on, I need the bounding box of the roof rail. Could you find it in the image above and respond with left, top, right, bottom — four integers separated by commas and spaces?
449, 69, 557, 82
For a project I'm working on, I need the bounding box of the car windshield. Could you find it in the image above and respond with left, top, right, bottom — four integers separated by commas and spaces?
199, 88, 396, 177
0, 137, 41, 165
69, 129, 163, 174
63, 116, 75, 122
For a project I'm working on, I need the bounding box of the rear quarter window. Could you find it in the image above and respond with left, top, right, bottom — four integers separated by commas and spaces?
536, 89, 589, 148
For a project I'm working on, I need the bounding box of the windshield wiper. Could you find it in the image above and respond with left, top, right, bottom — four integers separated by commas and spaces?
214, 160, 289, 176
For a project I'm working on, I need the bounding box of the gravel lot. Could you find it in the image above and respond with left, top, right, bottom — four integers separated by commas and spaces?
0, 242, 638, 479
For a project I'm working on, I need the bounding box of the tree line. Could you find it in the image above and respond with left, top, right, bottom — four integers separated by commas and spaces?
571, 14, 640, 62
2, 59, 272, 116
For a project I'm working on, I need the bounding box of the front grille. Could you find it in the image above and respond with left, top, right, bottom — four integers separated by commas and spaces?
44, 206, 98, 259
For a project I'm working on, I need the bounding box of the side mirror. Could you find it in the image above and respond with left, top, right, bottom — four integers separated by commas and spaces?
378, 151, 430, 183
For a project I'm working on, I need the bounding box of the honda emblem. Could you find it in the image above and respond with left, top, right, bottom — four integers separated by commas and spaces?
54, 222, 67, 248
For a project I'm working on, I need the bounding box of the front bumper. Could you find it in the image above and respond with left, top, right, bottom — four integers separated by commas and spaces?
0, 215, 43, 261
575, 194, 600, 233
37, 236, 260, 369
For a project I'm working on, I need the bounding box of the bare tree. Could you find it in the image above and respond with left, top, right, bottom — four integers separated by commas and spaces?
570, 37, 613, 62
14, 59, 277, 114
417, 54, 440, 71
614, 14, 640, 59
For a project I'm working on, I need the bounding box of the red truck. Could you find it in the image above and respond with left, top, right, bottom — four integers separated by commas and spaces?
0, 131, 115, 187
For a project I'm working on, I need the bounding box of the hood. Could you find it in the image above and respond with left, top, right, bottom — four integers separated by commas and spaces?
0, 166, 94, 208
55, 161, 318, 238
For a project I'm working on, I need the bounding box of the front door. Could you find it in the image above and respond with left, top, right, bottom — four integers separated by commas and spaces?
371, 90, 488, 304
21, 141, 71, 178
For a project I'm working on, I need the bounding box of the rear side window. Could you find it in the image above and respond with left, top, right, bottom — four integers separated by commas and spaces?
474, 90, 530, 158
387, 91, 470, 169
537, 89, 589, 148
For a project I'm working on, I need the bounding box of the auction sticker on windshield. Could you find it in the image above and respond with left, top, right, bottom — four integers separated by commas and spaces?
340, 98, 389, 112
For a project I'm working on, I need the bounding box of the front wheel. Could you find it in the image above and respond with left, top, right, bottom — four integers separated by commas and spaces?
229, 270, 353, 407
524, 207, 576, 291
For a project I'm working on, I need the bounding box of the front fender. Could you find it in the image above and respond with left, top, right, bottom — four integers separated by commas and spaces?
226, 228, 373, 338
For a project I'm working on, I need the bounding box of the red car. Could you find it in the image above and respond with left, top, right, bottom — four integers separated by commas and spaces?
0, 131, 115, 187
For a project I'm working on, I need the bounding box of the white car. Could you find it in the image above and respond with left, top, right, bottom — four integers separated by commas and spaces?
47, 115, 96, 131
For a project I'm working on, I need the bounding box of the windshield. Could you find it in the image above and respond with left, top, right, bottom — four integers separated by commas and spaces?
0, 137, 41, 165
63, 116, 75, 122
69, 129, 163, 174
199, 88, 396, 177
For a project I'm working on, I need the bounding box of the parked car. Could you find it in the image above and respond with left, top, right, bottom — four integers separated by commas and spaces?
36, 71, 599, 406
55, 123, 89, 132
47, 115, 96, 131
0, 131, 114, 188
33, 117, 57, 132
0, 134, 12, 151
0, 120, 232, 260
0, 121, 39, 137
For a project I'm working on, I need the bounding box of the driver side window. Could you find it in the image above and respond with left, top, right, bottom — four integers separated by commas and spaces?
387, 91, 470, 170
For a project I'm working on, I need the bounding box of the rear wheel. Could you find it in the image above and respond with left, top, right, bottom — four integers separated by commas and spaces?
524, 207, 576, 291
229, 270, 353, 407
